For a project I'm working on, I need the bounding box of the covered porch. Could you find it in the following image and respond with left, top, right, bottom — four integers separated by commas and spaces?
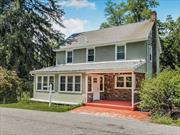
84, 71, 145, 110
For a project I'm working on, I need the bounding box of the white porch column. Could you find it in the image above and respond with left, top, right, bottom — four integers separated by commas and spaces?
131, 72, 135, 108
85, 74, 88, 103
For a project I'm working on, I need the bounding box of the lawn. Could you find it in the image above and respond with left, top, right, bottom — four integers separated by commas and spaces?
0, 102, 78, 112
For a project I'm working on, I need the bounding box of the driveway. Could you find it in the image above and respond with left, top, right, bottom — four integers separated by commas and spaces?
0, 108, 179, 135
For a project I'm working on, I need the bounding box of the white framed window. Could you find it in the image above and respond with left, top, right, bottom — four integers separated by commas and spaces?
59, 74, 82, 93
36, 75, 55, 91
149, 45, 152, 62
66, 51, 73, 63
115, 44, 126, 60
115, 75, 132, 89
99, 76, 104, 92
87, 48, 95, 62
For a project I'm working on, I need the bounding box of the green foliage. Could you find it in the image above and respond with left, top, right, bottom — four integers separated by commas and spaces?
159, 16, 180, 69
0, 0, 64, 79
100, 0, 159, 28
0, 102, 78, 112
0, 67, 22, 103
139, 69, 180, 118
152, 114, 180, 126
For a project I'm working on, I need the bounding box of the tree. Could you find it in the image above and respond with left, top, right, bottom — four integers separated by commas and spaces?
160, 16, 180, 69
0, 0, 64, 79
0, 67, 22, 103
100, 0, 159, 28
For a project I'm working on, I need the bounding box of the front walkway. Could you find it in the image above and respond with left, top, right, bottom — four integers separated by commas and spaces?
71, 106, 149, 121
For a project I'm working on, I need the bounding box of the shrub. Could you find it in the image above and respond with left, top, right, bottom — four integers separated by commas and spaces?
0, 67, 22, 103
139, 69, 180, 118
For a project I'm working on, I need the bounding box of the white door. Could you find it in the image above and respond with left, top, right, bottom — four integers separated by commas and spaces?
93, 76, 100, 101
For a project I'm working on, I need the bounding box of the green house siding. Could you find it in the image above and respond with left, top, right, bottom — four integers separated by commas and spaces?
73, 49, 86, 63
126, 41, 146, 60
56, 51, 65, 64
95, 45, 115, 62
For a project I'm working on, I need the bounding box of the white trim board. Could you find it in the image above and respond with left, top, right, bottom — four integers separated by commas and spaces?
30, 98, 80, 105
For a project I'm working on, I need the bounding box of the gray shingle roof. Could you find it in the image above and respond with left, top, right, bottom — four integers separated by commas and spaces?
54, 20, 154, 51
30, 59, 145, 74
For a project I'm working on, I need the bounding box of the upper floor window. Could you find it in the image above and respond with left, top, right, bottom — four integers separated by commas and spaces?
66, 51, 73, 63
116, 45, 125, 60
149, 45, 152, 62
87, 48, 95, 62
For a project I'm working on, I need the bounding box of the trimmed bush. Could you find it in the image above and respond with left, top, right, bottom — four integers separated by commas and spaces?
0, 67, 22, 103
139, 69, 180, 118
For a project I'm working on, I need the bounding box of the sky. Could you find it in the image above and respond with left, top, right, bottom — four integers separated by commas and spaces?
56, 0, 180, 37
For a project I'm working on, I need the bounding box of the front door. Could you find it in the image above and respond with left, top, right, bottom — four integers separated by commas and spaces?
93, 76, 100, 101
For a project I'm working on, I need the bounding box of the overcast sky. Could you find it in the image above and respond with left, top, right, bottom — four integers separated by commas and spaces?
55, 0, 180, 37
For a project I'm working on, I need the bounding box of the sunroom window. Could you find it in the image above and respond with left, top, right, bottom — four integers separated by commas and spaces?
36, 76, 54, 91
59, 75, 82, 93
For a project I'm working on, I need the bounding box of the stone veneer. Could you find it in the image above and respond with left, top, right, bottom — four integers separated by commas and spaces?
87, 72, 145, 102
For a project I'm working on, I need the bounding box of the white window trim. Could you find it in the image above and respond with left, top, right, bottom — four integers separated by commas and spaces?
36, 75, 55, 92
86, 47, 95, 63
58, 74, 82, 93
115, 44, 126, 61
114, 74, 132, 89
65, 50, 73, 64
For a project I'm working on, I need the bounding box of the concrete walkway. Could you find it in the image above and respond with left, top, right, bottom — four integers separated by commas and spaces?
0, 108, 180, 135
71, 106, 149, 121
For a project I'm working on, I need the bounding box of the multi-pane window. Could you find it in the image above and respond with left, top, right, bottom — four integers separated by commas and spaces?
116, 45, 125, 60
87, 49, 95, 62
66, 51, 73, 63
116, 76, 124, 88
37, 76, 42, 90
36, 76, 54, 91
88, 76, 92, 92
115, 75, 132, 88
67, 76, 73, 91
100, 76, 104, 92
126, 77, 132, 87
60, 76, 66, 91
43, 76, 48, 90
75, 76, 81, 92
59, 75, 81, 93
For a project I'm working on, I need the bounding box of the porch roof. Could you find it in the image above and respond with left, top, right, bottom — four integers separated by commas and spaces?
30, 59, 145, 74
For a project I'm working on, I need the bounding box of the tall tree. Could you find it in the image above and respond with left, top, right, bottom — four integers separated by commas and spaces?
160, 16, 180, 69
0, 0, 64, 79
100, 0, 159, 28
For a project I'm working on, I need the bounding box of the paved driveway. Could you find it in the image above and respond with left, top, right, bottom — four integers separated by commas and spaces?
0, 108, 179, 135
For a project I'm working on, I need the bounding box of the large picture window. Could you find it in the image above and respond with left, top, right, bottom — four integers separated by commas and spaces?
116, 45, 125, 60
59, 75, 82, 93
87, 48, 95, 62
36, 75, 55, 91
115, 75, 132, 89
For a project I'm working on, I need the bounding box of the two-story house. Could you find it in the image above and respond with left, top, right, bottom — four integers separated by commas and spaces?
30, 12, 161, 109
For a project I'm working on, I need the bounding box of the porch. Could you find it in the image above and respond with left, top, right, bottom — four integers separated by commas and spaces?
84, 71, 145, 110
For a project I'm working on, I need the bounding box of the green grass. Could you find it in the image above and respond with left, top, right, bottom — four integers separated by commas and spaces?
0, 101, 78, 112
151, 114, 180, 126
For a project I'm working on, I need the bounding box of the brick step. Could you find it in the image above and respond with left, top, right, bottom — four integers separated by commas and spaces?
85, 103, 134, 111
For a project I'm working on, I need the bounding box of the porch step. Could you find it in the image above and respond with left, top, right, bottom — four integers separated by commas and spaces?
85, 103, 134, 111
